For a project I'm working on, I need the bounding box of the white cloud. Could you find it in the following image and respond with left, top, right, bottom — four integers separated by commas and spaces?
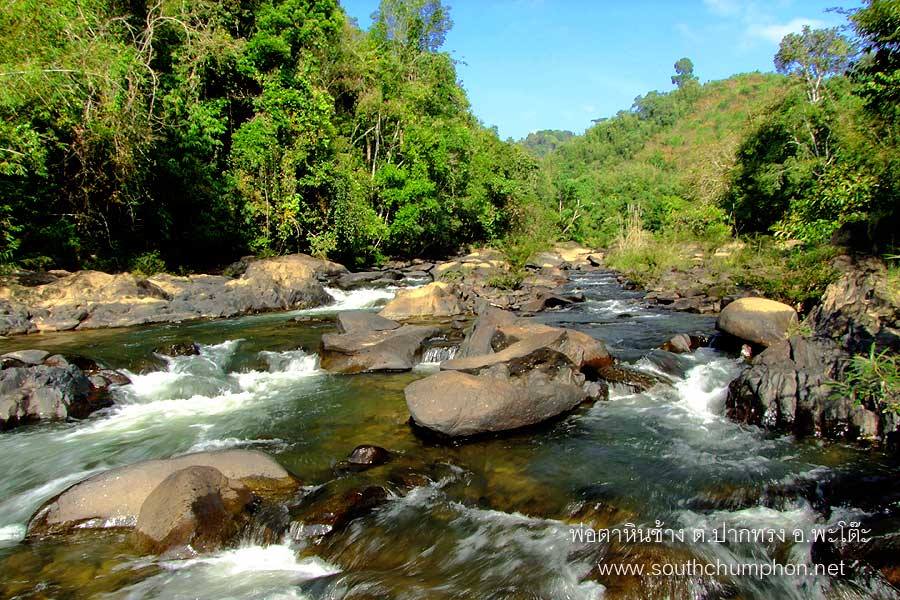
746, 17, 827, 43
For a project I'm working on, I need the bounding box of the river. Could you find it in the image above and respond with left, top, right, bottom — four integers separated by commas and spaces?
0, 272, 897, 599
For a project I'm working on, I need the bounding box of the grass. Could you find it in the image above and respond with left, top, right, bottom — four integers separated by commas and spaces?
831, 344, 900, 414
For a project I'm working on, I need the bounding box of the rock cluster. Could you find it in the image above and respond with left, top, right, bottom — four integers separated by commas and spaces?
726, 258, 900, 447
403, 306, 626, 437
0, 350, 128, 430
0, 254, 346, 335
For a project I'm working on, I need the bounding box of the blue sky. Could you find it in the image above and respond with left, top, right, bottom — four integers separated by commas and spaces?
340, 0, 857, 140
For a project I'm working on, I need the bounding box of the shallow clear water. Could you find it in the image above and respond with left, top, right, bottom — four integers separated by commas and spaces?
0, 275, 897, 599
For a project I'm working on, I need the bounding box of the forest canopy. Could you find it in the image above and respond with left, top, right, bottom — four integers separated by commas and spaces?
0, 0, 897, 274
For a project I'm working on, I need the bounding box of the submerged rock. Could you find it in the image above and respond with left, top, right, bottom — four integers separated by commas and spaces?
347, 445, 392, 467
716, 297, 798, 347
27, 450, 298, 536
378, 282, 464, 319
134, 466, 252, 555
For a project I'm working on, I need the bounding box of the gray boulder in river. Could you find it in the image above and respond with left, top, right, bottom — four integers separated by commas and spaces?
0, 351, 127, 430
320, 311, 439, 373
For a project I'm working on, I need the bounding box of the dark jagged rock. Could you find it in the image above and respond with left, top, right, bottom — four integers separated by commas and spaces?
0, 364, 97, 430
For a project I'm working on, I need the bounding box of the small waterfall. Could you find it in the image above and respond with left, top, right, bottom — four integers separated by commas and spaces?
420, 345, 459, 364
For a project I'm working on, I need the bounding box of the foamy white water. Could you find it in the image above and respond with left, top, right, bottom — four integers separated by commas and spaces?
113, 544, 340, 599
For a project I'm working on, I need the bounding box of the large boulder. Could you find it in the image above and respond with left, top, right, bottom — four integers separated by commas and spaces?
405, 370, 585, 437
0, 364, 98, 430
490, 321, 612, 372
378, 282, 464, 319
320, 324, 440, 373
27, 450, 298, 536
716, 297, 798, 347
134, 466, 252, 555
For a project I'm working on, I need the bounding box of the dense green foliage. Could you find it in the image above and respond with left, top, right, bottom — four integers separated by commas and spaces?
538, 0, 898, 262
0, 0, 536, 270
519, 129, 575, 158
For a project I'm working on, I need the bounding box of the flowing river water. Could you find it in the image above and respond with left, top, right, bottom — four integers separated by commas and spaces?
0, 273, 898, 599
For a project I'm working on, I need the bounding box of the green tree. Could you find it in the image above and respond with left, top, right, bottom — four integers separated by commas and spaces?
671, 57, 698, 89
775, 26, 854, 103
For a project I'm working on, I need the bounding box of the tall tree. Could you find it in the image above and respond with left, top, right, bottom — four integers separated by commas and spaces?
671, 57, 697, 89
775, 26, 854, 103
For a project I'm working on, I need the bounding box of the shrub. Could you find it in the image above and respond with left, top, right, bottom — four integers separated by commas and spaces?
129, 251, 166, 277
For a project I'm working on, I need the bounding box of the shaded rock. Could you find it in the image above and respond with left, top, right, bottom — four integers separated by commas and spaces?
378, 282, 464, 319
320, 324, 440, 373
583, 380, 610, 401
808, 257, 899, 354
0, 365, 98, 430
134, 466, 252, 555
289, 482, 389, 539
441, 330, 569, 375
587, 254, 603, 267
725, 336, 886, 441
0, 300, 35, 335
671, 296, 702, 313
27, 450, 298, 536
334, 270, 402, 290
519, 291, 581, 313
457, 304, 516, 358
335, 310, 400, 335
592, 364, 665, 392
347, 445, 391, 467
717, 297, 798, 347
405, 370, 586, 437
1, 349, 49, 366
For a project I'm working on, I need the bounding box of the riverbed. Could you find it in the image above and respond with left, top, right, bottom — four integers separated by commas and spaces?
0, 272, 897, 599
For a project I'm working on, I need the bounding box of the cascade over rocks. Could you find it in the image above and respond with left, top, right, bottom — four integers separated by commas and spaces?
27, 450, 298, 537
0, 253, 345, 335
726, 259, 900, 447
